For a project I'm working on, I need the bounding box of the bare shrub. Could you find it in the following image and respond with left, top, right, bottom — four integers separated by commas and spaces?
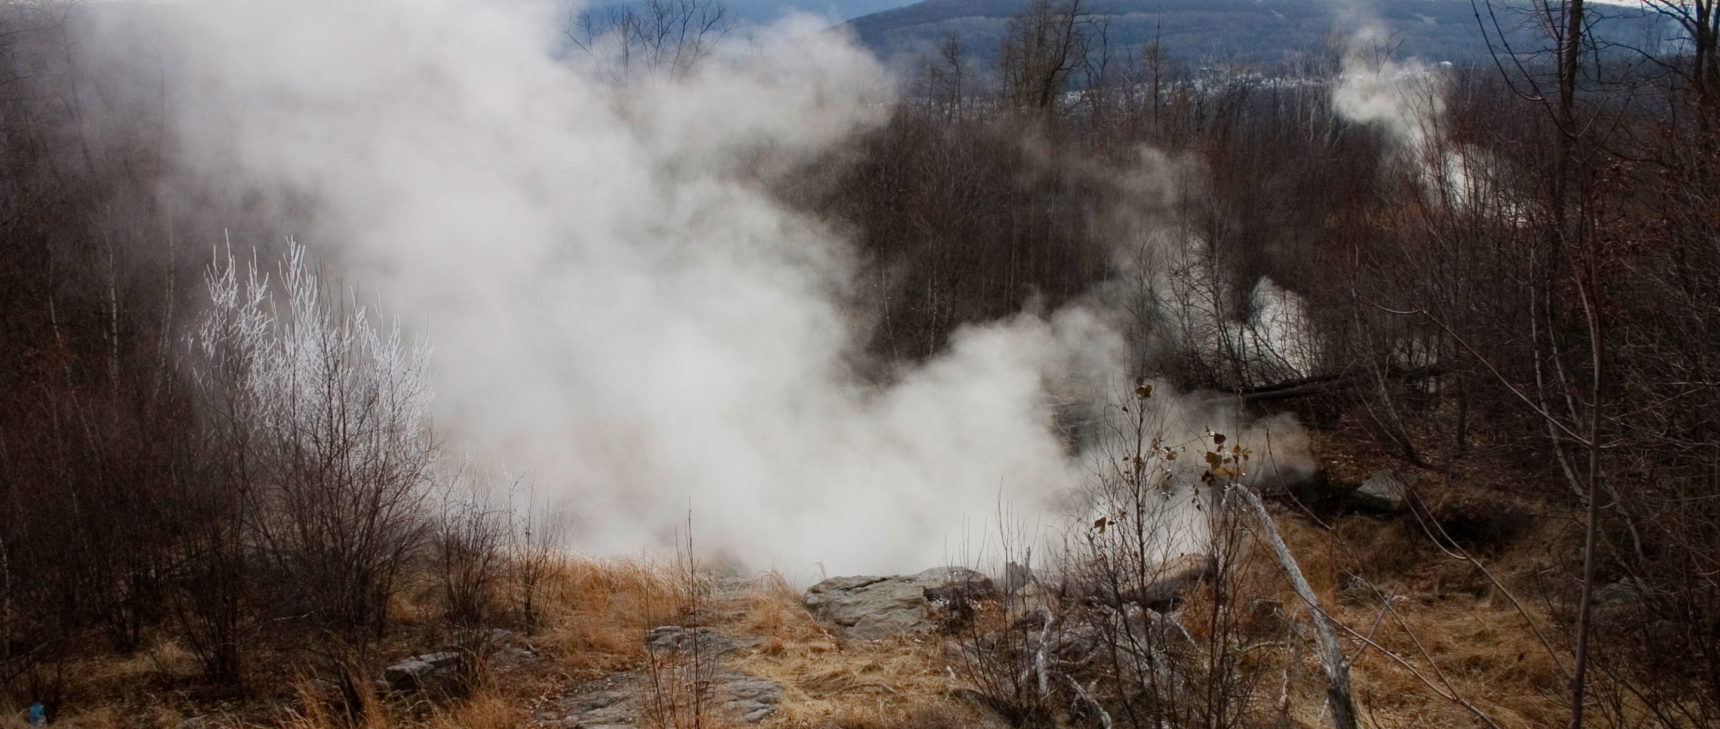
510, 494, 574, 632
432, 465, 510, 630
949, 384, 1297, 729
190, 241, 435, 683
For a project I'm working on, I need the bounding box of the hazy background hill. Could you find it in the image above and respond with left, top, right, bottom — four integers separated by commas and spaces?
567, 0, 1676, 71
841, 0, 1680, 70
729, 0, 910, 20
579, 0, 910, 24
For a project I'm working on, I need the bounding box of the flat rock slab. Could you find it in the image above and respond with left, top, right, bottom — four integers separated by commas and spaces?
382, 650, 464, 691
551, 667, 781, 728
643, 625, 739, 657
721, 672, 784, 723
560, 675, 635, 728
804, 567, 993, 640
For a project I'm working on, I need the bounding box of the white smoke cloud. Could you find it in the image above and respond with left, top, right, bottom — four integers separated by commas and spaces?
1330, 28, 1515, 213
1088, 149, 1319, 388
1332, 51, 1448, 156
70, 0, 1145, 576
62, 0, 1332, 578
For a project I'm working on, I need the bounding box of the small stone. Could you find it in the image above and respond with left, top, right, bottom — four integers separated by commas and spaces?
382, 651, 464, 691
1595, 578, 1647, 606
1337, 573, 1380, 605
1003, 561, 1035, 594
1352, 470, 1414, 512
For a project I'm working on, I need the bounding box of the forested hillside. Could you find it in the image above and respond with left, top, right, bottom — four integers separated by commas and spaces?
845, 0, 1678, 69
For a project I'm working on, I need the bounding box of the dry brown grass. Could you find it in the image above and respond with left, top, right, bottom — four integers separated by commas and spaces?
2, 506, 1586, 729
771, 700, 1004, 729
387, 570, 449, 631
1266, 501, 1571, 729
533, 554, 691, 680
52, 633, 205, 700
736, 572, 834, 650
427, 690, 519, 729
1, 555, 692, 729
718, 503, 1569, 729
1, 633, 207, 728
278, 678, 384, 729
270, 680, 523, 729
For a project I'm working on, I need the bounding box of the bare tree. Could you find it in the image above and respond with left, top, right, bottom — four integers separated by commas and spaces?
999, 0, 1090, 116
565, 0, 735, 80
915, 32, 972, 122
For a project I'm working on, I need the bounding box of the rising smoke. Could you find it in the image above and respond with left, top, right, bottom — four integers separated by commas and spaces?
1329, 18, 1514, 212
71, 0, 1305, 576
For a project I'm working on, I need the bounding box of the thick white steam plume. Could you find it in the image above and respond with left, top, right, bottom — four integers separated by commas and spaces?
78, 0, 1140, 575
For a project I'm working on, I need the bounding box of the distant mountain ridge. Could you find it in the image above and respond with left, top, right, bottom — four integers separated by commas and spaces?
721, 0, 914, 23
841, 0, 1679, 70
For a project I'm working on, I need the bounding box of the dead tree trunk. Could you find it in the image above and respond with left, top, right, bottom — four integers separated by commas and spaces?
1235, 487, 1357, 729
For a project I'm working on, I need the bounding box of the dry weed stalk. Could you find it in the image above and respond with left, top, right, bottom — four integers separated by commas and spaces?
638, 514, 719, 729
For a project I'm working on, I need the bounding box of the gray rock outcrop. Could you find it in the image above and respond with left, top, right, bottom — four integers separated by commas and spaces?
803, 567, 994, 640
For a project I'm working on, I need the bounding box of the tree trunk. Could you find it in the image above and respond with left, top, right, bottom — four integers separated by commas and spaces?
1235, 487, 1358, 729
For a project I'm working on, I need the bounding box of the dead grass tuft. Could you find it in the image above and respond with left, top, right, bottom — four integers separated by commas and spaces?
534, 554, 691, 679
278, 673, 384, 729
738, 572, 833, 647
428, 689, 519, 729
784, 700, 1004, 729
739, 635, 956, 727
388, 570, 447, 630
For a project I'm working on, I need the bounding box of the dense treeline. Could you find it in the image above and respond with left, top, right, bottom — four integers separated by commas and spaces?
1, 1, 204, 693
0, 0, 1717, 725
